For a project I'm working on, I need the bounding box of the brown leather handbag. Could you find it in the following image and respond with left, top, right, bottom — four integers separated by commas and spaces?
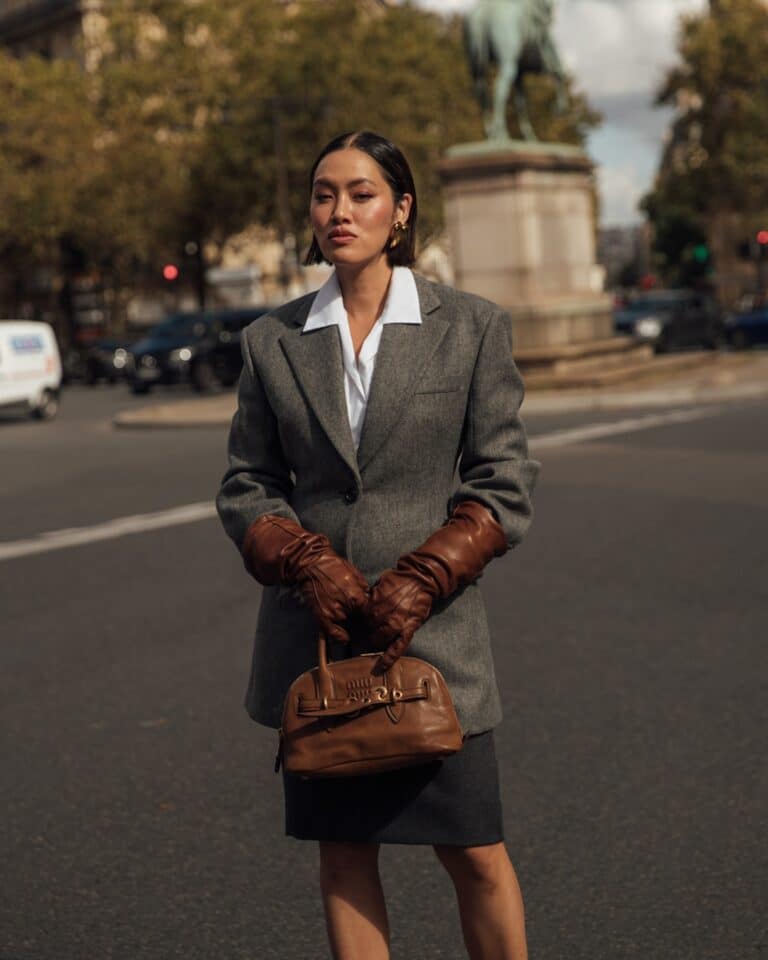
276, 633, 464, 778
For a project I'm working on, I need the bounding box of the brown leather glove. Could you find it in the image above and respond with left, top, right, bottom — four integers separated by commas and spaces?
242, 514, 370, 645
366, 500, 507, 670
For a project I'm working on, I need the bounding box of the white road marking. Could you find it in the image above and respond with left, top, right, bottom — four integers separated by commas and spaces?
0, 501, 217, 562
529, 405, 724, 450
0, 405, 726, 563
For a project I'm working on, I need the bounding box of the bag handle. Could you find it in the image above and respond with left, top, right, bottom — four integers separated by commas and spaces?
317, 632, 332, 707
316, 632, 392, 709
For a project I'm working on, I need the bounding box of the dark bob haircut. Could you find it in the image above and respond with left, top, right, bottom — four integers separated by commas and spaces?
304, 131, 418, 268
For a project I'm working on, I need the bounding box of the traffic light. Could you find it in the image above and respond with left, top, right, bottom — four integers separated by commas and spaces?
692, 243, 709, 264
162, 263, 179, 281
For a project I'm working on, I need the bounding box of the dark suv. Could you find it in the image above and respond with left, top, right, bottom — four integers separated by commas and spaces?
127, 305, 269, 394
614, 290, 724, 353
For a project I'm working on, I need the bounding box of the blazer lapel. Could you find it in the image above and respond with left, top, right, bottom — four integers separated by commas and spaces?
356, 278, 448, 472
279, 321, 360, 482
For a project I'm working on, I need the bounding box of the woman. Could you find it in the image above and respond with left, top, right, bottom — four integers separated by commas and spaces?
216, 131, 540, 960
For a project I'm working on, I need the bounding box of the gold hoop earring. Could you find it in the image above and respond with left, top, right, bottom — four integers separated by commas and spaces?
389, 221, 407, 250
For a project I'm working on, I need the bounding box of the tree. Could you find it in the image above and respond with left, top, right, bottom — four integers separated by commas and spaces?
73, 0, 600, 263
214, 0, 485, 249
0, 53, 96, 262
0, 0, 600, 324
642, 0, 768, 286
0, 52, 102, 336
225, 0, 599, 250
72, 1, 284, 302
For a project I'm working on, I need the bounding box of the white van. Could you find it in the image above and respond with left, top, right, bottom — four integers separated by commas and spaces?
0, 321, 62, 419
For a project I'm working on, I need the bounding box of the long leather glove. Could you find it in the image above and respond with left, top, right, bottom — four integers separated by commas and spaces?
242, 514, 370, 645
366, 500, 507, 670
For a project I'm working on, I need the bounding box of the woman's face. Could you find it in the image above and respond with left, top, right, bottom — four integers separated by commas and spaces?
310, 148, 412, 269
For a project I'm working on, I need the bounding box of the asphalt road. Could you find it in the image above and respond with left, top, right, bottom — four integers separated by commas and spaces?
1, 385, 766, 960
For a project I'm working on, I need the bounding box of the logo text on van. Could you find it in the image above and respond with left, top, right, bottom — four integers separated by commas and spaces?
11, 336, 44, 354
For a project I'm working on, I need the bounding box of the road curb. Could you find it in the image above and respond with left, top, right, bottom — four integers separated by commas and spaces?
522, 378, 768, 413
111, 354, 768, 428
112, 398, 236, 429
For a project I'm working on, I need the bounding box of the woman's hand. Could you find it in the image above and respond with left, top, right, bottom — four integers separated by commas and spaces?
242, 514, 370, 644
365, 568, 434, 670
366, 501, 508, 669
292, 547, 370, 644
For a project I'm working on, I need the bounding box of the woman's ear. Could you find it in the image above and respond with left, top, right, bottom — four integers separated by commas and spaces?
396, 192, 413, 227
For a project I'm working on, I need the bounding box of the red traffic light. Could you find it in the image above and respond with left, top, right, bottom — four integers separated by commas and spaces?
756, 231, 768, 245
162, 264, 179, 281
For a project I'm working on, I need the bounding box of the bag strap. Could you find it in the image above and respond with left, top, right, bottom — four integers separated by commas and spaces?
317, 631, 332, 707
297, 681, 429, 717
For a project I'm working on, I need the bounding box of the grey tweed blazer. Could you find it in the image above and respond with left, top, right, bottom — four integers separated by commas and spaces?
216, 273, 540, 734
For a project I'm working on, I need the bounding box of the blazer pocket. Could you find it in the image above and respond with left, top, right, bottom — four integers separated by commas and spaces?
414, 376, 463, 396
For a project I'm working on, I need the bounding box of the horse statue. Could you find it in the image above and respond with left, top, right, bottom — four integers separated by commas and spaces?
464, 0, 569, 142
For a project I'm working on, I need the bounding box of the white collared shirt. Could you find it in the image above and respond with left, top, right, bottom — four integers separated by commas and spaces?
302, 267, 422, 449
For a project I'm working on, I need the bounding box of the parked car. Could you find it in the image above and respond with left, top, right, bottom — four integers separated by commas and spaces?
209, 306, 272, 386
61, 345, 86, 384
126, 305, 269, 394
0, 320, 62, 419
724, 295, 768, 349
614, 290, 724, 353
83, 339, 132, 385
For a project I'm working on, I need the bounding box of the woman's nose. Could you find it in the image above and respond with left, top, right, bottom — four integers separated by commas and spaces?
332, 199, 350, 221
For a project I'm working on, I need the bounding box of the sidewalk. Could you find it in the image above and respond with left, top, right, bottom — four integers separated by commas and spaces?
112, 350, 768, 428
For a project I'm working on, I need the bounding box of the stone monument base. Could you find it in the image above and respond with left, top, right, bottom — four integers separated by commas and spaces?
505, 294, 614, 351
440, 141, 613, 352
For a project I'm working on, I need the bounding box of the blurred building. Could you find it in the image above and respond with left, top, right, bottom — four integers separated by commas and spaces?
0, 0, 396, 60
0, 0, 80, 58
0, 0, 105, 67
597, 225, 652, 291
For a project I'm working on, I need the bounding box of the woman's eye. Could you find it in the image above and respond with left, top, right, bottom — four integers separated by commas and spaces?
354, 193, 373, 201
313, 193, 332, 202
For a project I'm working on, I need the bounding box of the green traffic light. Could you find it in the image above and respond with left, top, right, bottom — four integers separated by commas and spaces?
693, 244, 709, 263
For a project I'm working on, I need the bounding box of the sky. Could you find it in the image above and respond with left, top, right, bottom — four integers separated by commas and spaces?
414, 0, 708, 227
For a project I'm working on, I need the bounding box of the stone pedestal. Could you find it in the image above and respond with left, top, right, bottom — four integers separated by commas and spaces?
440, 141, 613, 351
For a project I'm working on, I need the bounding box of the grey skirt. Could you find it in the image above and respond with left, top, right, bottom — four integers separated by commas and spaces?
283, 730, 504, 846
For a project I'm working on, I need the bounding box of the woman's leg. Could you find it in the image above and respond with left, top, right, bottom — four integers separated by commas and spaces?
434, 842, 527, 960
319, 840, 390, 960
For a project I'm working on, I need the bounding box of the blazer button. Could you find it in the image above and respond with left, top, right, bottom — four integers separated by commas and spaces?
343, 487, 358, 504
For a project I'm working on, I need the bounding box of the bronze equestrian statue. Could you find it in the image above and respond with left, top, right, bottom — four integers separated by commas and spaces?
465, 0, 569, 142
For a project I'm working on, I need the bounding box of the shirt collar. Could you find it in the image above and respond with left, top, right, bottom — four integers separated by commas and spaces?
303, 267, 422, 333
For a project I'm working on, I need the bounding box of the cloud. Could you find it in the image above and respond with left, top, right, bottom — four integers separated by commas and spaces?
596, 162, 648, 226
555, 0, 706, 98
589, 120, 668, 225
555, 0, 707, 223
414, 0, 473, 11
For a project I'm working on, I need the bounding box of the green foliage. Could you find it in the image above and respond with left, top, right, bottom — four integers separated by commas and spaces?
76, 0, 282, 269
0, 52, 96, 259
0, 0, 599, 298
642, 0, 768, 282
224, 0, 486, 247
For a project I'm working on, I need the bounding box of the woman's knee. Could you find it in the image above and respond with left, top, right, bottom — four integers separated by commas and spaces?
319, 841, 381, 886
434, 842, 510, 893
